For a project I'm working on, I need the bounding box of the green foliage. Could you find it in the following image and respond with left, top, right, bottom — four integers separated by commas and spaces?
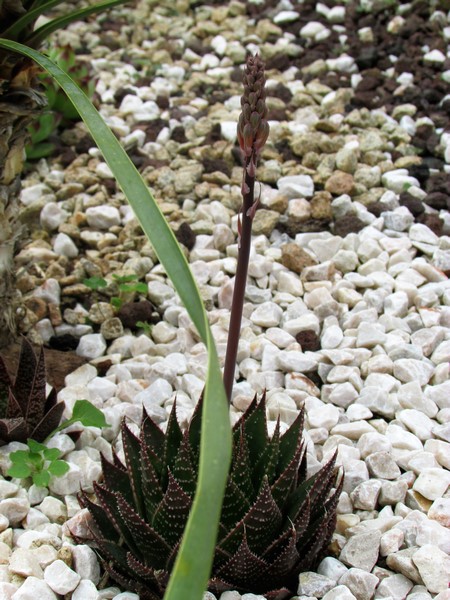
26, 44, 96, 159
0, 337, 65, 445
83, 276, 108, 291
6, 400, 110, 487
83, 273, 148, 310
7, 440, 69, 487
76, 395, 342, 600
136, 321, 152, 336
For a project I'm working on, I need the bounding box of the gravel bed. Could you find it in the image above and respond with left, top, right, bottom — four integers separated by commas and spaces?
1, 0, 449, 599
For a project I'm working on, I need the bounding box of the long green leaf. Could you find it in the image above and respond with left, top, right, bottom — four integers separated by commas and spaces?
3, 0, 68, 40
0, 40, 232, 600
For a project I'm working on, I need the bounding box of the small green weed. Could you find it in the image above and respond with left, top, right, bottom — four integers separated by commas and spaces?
83, 273, 147, 310
7, 400, 109, 488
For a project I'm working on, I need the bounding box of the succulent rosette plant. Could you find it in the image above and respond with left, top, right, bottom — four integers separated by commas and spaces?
76, 394, 342, 600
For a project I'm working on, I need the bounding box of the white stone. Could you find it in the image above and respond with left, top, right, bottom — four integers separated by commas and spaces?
298, 572, 335, 597
37, 497, 67, 523
40, 202, 69, 230
10, 576, 57, 600
44, 560, 80, 594
20, 183, 51, 205
300, 21, 326, 38
322, 586, 357, 600
356, 322, 387, 348
33, 278, 60, 305
412, 545, 450, 593
250, 302, 283, 327
308, 405, 340, 430
396, 409, 435, 441
71, 545, 101, 585
340, 530, 381, 570
409, 224, 439, 246
413, 468, 450, 501
283, 313, 320, 336
53, 232, 78, 258
85, 206, 121, 229
276, 351, 317, 373
278, 175, 314, 199
0, 498, 29, 526
386, 424, 423, 452
393, 359, 434, 386
317, 557, 348, 582
416, 518, 450, 554
48, 463, 82, 496
339, 568, 378, 600
428, 498, 450, 528
72, 579, 100, 600
76, 334, 107, 359
9, 549, 43, 578
274, 10, 300, 24
423, 49, 446, 63
375, 573, 414, 600
381, 170, 420, 194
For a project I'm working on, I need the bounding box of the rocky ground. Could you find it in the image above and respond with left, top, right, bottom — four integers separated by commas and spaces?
0, 0, 449, 599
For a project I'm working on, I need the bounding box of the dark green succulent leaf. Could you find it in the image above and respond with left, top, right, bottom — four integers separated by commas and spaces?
309, 452, 339, 518
5, 390, 23, 420
116, 495, 171, 569
295, 516, 330, 573
171, 434, 197, 496
230, 430, 254, 501
277, 406, 304, 476
270, 442, 304, 510
78, 489, 120, 542
121, 420, 144, 517
0, 416, 27, 443
30, 397, 64, 442
152, 470, 192, 547
219, 476, 251, 534
293, 497, 311, 538
162, 402, 183, 482
253, 417, 280, 485
94, 537, 132, 575
93, 484, 140, 554
100, 453, 134, 507
220, 477, 282, 556
239, 394, 268, 469
141, 442, 165, 520
14, 337, 37, 415
215, 531, 268, 591
141, 408, 165, 454
187, 392, 202, 461
286, 468, 319, 524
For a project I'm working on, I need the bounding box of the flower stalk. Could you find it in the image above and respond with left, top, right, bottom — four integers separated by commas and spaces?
223, 54, 270, 402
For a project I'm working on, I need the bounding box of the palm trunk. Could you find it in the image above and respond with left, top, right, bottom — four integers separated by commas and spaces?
0, 51, 44, 348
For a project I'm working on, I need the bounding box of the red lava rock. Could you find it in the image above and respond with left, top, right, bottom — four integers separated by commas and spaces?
295, 330, 321, 352
333, 216, 366, 237
117, 300, 157, 329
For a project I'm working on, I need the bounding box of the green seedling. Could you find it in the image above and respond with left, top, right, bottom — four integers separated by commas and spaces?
110, 273, 148, 309
8, 440, 69, 487
83, 275, 108, 291
26, 44, 96, 160
135, 320, 152, 335
83, 274, 147, 310
7, 400, 110, 488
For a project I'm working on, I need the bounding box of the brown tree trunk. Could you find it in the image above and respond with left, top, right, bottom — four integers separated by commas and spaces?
0, 53, 44, 348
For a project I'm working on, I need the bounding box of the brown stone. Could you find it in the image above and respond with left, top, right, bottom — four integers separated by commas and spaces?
23, 297, 47, 320
48, 303, 63, 327
310, 192, 333, 221
325, 171, 355, 196
281, 243, 317, 274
